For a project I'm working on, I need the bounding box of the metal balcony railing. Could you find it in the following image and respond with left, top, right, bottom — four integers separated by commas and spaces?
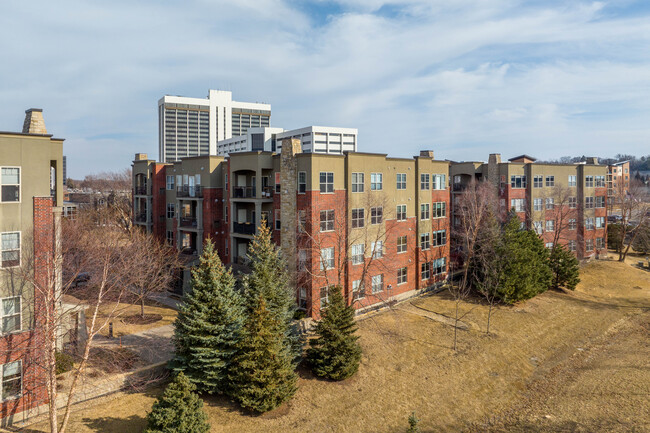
176, 185, 203, 198
179, 217, 198, 228
233, 222, 256, 235
135, 186, 147, 195
261, 187, 274, 198
233, 186, 255, 198
135, 212, 148, 223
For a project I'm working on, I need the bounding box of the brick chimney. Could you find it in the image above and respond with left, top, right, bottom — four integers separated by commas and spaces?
22, 108, 48, 134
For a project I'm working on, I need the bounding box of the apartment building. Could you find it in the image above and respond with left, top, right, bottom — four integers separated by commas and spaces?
451, 154, 607, 259
158, 90, 271, 162
607, 161, 631, 208
215, 126, 358, 157
133, 145, 450, 317
0, 109, 64, 423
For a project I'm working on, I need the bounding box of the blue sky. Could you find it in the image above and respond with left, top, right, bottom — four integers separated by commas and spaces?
1, 0, 649, 178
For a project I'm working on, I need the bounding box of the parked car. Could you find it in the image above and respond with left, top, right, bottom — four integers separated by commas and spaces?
72, 272, 90, 287
607, 215, 622, 223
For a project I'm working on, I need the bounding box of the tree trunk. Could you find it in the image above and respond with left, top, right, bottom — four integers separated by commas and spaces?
486, 302, 493, 335
47, 320, 59, 433
141, 295, 145, 318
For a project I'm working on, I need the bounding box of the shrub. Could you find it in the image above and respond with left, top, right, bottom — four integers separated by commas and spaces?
55, 351, 74, 375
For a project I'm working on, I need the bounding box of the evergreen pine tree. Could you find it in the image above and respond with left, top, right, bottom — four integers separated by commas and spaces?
228, 294, 298, 413
307, 286, 362, 380
242, 221, 301, 361
144, 372, 210, 433
171, 240, 245, 394
549, 244, 580, 290
406, 412, 421, 433
496, 214, 552, 303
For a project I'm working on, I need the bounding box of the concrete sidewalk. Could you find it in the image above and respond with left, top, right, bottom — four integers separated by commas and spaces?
93, 323, 175, 364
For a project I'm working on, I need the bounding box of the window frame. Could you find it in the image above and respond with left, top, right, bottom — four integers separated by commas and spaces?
510, 175, 527, 189
351, 208, 365, 229
319, 172, 334, 194
166, 175, 175, 191
320, 209, 335, 232
396, 204, 407, 221
432, 229, 447, 247
166, 203, 175, 219
1, 232, 21, 268
420, 233, 430, 250
420, 203, 430, 220
351, 244, 364, 265
397, 267, 407, 285
533, 175, 543, 188
432, 174, 446, 190
370, 173, 383, 190
545, 175, 555, 187
1, 167, 21, 204
396, 235, 407, 253
396, 173, 406, 190
371, 241, 384, 259
0, 297, 21, 335
420, 173, 430, 190
351, 172, 364, 193
1, 360, 22, 402
320, 247, 335, 270
568, 175, 576, 187
432, 202, 446, 218
371, 274, 384, 294
298, 171, 306, 194
421, 262, 430, 281
370, 207, 383, 225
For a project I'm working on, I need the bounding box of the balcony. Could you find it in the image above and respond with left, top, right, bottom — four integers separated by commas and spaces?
233, 222, 256, 235
452, 183, 466, 192
233, 186, 255, 198
261, 187, 274, 198
179, 216, 198, 228
135, 212, 148, 223
176, 185, 203, 198
135, 186, 147, 195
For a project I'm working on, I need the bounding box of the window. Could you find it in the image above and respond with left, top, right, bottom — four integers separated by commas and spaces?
166, 175, 175, 190
545, 176, 555, 187
397, 267, 407, 285
585, 218, 595, 230
420, 203, 430, 220
568, 240, 576, 252
595, 196, 605, 208
351, 244, 364, 265
432, 202, 446, 218
1, 232, 20, 268
510, 175, 527, 189
569, 218, 577, 230
546, 220, 554, 232
298, 171, 306, 193
432, 230, 447, 247
298, 250, 308, 271
371, 207, 383, 224
420, 233, 430, 250
533, 198, 542, 211
420, 174, 430, 190
586, 239, 594, 252
596, 237, 605, 249
595, 175, 606, 187
545, 242, 554, 249
371, 274, 384, 294
545, 198, 554, 210
320, 286, 329, 306
298, 210, 306, 232
275, 209, 281, 230
568, 175, 576, 187
320, 172, 334, 193
371, 241, 383, 259
533, 175, 543, 188
166, 203, 175, 219
1, 360, 21, 401
595, 216, 605, 229
299, 287, 307, 309
166, 230, 173, 245
432, 174, 446, 190
275, 172, 281, 193
351, 172, 364, 193
421, 262, 430, 280
1, 297, 21, 334
396, 205, 407, 221
432, 257, 446, 275
585, 175, 594, 188
351, 208, 365, 228
1, 168, 20, 202
320, 210, 334, 232
396, 173, 406, 190
352, 280, 365, 300
397, 236, 407, 253
585, 196, 594, 209
569, 196, 577, 209
511, 198, 526, 213
370, 173, 383, 190
533, 221, 543, 234
320, 247, 334, 270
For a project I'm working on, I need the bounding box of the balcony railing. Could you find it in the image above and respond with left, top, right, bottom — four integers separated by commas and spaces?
452, 183, 466, 192
135, 212, 148, 223
135, 186, 147, 195
233, 186, 255, 198
179, 217, 198, 228
261, 187, 274, 198
233, 222, 256, 235
176, 185, 203, 198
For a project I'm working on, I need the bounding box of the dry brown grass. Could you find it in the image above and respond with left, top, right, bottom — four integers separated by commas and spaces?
89, 301, 177, 337
24, 260, 649, 433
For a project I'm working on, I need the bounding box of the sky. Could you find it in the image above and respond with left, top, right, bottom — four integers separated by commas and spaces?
1, 0, 649, 179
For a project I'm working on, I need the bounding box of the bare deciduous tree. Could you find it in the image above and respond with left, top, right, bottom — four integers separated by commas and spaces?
614, 180, 650, 261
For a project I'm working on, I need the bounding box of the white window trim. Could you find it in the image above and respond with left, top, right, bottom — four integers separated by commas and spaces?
0, 167, 21, 204
1, 359, 22, 402
0, 297, 21, 335
1, 231, 21, 269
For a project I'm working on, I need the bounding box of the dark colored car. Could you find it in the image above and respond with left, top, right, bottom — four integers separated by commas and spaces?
72, 272, 90, 287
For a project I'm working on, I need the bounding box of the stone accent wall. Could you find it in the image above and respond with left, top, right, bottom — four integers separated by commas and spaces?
22, 109, 48, 135
280, 138, 301, 279
487, 153, 501, 187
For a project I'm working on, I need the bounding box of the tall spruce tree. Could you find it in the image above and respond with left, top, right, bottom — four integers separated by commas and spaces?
496, 213, 552, 303
228, 294, 298, 413
549, 244, 580, 290
307, 286, 362, 380
144, 372, 210, 433
171, 240, 245, 394
242, 221, 301, 361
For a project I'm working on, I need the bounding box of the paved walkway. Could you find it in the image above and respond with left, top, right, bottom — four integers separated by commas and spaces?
93, 323, 175, 364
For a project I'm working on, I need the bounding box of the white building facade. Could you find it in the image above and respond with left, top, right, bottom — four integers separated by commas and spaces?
158, 90, 271, 162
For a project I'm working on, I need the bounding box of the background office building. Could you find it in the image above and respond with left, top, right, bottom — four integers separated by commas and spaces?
215, 126, 358, 156
158, 90, 271, 162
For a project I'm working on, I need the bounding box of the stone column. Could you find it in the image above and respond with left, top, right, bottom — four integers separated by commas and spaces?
487, 153, 502, 187
280, 138, 301, 278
